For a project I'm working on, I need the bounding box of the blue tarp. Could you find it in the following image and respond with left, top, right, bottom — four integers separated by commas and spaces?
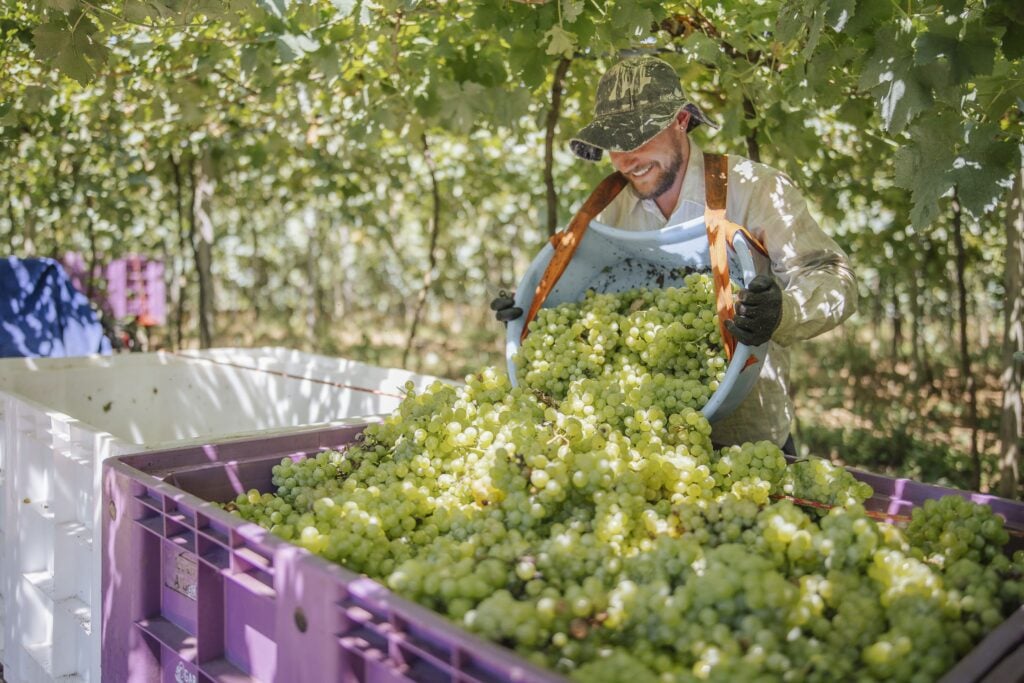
0, 256, 112, 358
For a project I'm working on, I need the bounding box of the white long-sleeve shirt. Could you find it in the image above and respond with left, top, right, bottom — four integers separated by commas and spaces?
598, 142, 858, 446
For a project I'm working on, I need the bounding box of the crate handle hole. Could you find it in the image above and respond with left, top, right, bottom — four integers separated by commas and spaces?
294, 607, 308, 633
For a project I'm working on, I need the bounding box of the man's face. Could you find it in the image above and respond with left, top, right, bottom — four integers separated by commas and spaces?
608, 114, 688, 201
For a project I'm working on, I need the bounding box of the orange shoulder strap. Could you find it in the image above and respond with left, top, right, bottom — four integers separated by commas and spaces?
704, 152, 770, 360
704, 153, 737, 359
520, 171, 628, 342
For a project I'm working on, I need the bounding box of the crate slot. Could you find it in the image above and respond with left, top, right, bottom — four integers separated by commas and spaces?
24, 641, 56, 677
168, 529, 197, 552
23, 569, 57, 602
137, 616, 198, 657
233, 546, 272, 572
198, 524, 231, 547
168, 509, 195, 527
135, 514, 165, 537
22, 498, 56, 523
56, 520, 93, 549
227, 570, 275, 600
201, 657, 261, 683
135, 490, 164, 513
55, 595, 92, 635
397, 628, 454, 670
199, 544, 231, 571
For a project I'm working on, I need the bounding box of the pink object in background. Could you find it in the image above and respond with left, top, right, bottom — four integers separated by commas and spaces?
61, 252, 167, 326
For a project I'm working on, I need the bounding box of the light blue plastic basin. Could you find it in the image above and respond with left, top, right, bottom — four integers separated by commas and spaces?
506, 216, 769, 423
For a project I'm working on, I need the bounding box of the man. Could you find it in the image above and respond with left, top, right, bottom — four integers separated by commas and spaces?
494, 55, 857, 451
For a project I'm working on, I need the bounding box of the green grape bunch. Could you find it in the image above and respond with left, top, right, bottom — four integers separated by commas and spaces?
222, 278, 1024, 683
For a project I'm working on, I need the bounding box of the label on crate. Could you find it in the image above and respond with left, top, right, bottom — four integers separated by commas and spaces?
166, 550, 198, 601
174, 661, 198, 683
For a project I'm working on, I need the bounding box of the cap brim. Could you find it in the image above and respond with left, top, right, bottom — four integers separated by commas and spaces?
570, 101, 717, 162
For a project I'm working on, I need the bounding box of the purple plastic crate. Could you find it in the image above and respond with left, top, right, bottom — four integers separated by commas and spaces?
848, 466, 1024, 554
780, 457, 1024, 555
103, 430, 1024, 683
102, 425, 566, 683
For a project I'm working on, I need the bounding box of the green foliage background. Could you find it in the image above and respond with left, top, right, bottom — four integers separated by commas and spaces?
2, 0, 1023, 492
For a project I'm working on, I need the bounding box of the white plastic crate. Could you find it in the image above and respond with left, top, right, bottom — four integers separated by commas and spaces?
0, 348, 448, 683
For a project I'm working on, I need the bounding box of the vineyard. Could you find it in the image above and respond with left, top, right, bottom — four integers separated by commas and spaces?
2, 0, 1024, 682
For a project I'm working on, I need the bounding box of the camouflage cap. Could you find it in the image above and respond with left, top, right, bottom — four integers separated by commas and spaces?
570, 55, 717, 162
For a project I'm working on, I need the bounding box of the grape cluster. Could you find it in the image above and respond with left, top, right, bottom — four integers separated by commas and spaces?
906, 495, 1011, 566
781, 458, 874, 509
226, 281, 1023, 682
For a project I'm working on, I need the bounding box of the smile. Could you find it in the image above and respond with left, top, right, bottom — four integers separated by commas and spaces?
629, 163, 655, 178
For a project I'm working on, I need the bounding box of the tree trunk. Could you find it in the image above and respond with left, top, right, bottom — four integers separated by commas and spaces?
403, 133, 442, 368
544, 57, 572, 237
20, 184, 37, 255
170, 154, 189, 349
250, 215, 262, 320
303, 205, 326, 347
6, 193, 17, 249
952, 189, 981, 490
998, 167, 1024, 498
85, 196, 99, 300
743, 96, 760, 163
947, 261, 958, 358
335, 219, 350, 319
909, 265, 923, 382
890, 281, 902, 364
870, 274, 884, 356
189, 154, 216, 349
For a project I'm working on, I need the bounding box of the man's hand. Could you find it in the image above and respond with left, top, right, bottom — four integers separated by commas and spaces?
724, 275, 782, 346
491, 290, 523, 323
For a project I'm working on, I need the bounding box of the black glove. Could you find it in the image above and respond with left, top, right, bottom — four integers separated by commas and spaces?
724, 274, 782, 346
491, 290, 523, 323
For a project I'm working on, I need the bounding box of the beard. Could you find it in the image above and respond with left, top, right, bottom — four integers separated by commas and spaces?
632, 145, 684, 201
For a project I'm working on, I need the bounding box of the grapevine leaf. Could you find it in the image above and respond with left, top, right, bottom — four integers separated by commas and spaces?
123, 0, 155, 22
277, 33, 319, 62
32, 22, 69, 60
509, 30, 548, 88
312, 44, 342, 80
917, 17, 997, 84
956, 21, 996, 83
776, 0, 810, 43
680, 30, 721, 65
42, 0, 78, 10
802, 5, 827, 58
541, 25, 576, 58
0, 102, 17, 126
610, 2, 654, 38
1002, 21, 1024, 60
484, 86, 531, 128
895, 115, 960, 227
824, 0, 856, 32
32, 18, 108, 84
438, 81, 477, 132
975, 68, 1024, 120
257, 0, 289, 19
561, 0, 583, 24
859, 27, 931, 133
240, 44, 260, 76
915, 24, 958, 66
953, 125, 1019, 217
